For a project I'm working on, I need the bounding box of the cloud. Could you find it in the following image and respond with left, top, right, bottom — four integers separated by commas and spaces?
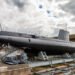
0, 0, 75, 36
71, 18, 75, 22
6, 0, 26, 10
60, 0, 75, 15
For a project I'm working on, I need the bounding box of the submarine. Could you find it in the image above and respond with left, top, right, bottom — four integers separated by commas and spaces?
0, 29, 74, 55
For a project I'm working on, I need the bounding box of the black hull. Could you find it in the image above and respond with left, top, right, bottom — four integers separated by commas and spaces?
0, 31, 75, 55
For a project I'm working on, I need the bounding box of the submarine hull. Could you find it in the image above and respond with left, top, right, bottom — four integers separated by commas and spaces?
0, 34, 75, 54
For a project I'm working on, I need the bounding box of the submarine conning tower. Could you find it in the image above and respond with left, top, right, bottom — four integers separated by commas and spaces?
58, 29, 69, 41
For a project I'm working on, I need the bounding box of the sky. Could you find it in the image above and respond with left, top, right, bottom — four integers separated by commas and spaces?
0, 0, 75, 37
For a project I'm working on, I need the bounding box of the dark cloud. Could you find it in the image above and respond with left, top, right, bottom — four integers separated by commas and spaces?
60, 0, 75, 15
6, 0, 27, 10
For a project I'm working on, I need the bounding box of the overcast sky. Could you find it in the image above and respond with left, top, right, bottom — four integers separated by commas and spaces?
56, 0, 75, 34
0, 0, 75, 37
